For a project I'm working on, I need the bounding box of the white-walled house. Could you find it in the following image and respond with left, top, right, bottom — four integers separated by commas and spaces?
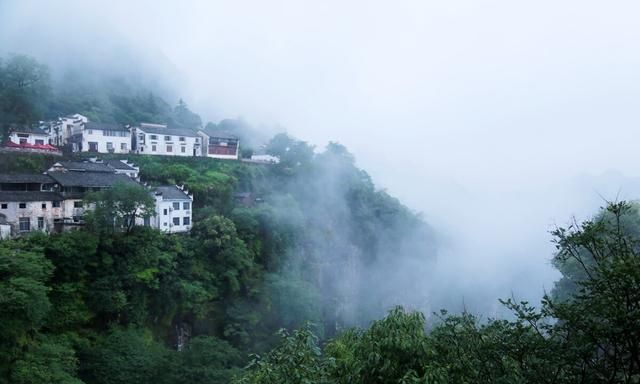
49, 159, 140, 180
0, 162, 195, 238
0, 174, 65, 235
197, 128, 239, 160
69, 122, 131, 154
133, 124, 201, 157
145, 185, 193, 233
8, 127, 50, 146
49, 114, 88, 146
105, 160, 140, 179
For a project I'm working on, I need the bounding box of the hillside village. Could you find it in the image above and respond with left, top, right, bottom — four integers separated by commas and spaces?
5, 113, 242, 160
0, 159, 193, 239
0, 113, 280, 239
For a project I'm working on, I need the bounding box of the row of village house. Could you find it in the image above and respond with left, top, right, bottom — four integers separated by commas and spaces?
4, 114, 246, 160
0, 159, 193, 239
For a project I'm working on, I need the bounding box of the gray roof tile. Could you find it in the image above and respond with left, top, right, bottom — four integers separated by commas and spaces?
58, 161, 115, 173
154, 185, 191, 200
47, 171, 137, 188
137, 126, 199, 137
0, 174, 55, 184
0, 191, 63, 202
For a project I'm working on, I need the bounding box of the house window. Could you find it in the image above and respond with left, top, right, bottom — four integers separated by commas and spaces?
73, 216, 81, 223
181, 146, 186, 153
19, 203, 26, 209
173, 217, 180, 226
150, 135, 158, 140
37, 217, 44, 229
19, 217, 30, 232
35, 139, 44, 145
164, 135, 171, 141
166, 145, 173, 152
173, 202, 180, 210
183, 217, 190, 225
152, 145, 157, 152
163, 208, 168, 215
121, 143, 127, 150
1, 203, 7, 209
107, 142, 114, 151
87, 129, 93, 134
179, 137, 185, 142
74, 201, 83, 208
41, 203, 47, 209
163, 222, 167, 227
53, 201, 60, 208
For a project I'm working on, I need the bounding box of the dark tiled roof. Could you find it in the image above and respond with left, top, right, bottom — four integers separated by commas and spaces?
85, 122, 129, 132
0, 191, 63, 202
137, 126, 199, 137
0, 174, 55, 184
10, 126, 48, 135
58, 161, 115, 173
200, 128, 238, 140
105, 160, 136, 171
154, 185, 191, 200
47, 171, 137, 188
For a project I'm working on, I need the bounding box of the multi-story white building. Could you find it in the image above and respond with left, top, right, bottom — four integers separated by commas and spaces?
0, 161, 194, 237
47, 114, 88, 146
133, 123, 201, 157
197, 128, 240, 160
146, 185, 193, 233
0, 174, 66, 234
69, 122, 131, 154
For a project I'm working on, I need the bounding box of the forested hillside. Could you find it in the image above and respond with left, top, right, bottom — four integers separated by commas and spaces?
0, 54, 436, 382
3, 53, 640, 384
0, 145, 435, 383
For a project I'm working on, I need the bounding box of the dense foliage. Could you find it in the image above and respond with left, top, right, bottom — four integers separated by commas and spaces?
4, 54, 640, 383
236, 202, 640, 384
0, 132, 434, 383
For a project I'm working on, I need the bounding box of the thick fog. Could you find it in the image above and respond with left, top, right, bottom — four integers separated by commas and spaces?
2, 0, 640, 313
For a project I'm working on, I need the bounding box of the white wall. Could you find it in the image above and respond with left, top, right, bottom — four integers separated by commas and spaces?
0, 224, 10, 239
61, 199, 85, 222
135, 130, 201, 157
152, 198, 192, 233
9, 132, 50, 145
58, 115, 88, 144
81, 129, 131, 153
0, 200, 64, 233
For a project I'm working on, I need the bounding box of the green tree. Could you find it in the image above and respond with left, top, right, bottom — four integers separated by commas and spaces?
79, 327, 168, 384
0, 55, 51, 138
84, 182, 155, 234
0, 240, 54, 381
233, 324, 330, 384
11, 334, 84, 384
266, 133, 315, 175
326, 307, 429, 384
0, 240, 53, 342
162, 336, 242, 384
173, 99, 202, 129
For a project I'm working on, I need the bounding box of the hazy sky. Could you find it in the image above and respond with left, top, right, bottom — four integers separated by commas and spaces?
2, 0, 640, 310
